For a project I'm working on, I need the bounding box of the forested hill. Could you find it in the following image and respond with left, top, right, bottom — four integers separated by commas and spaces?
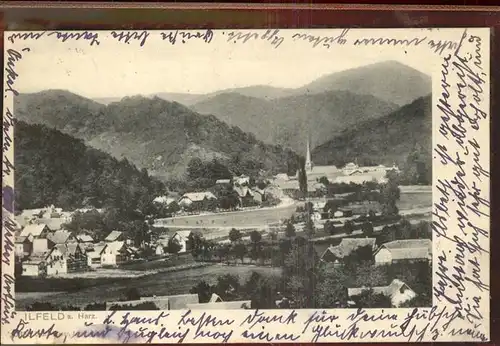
15, 91, 298, 179
311, 94, 432, 183
14, 120, 165, 211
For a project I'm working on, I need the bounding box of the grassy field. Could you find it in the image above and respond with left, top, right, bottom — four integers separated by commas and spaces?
16, 264, 282, 310
155, 202, 296, 229
397, 191, 432, 210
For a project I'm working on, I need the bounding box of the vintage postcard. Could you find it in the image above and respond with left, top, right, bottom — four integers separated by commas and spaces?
1, 27, 490, 343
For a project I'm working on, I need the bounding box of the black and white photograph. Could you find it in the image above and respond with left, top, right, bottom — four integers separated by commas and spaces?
2, 27, 490, 344
8, 30, 435, 312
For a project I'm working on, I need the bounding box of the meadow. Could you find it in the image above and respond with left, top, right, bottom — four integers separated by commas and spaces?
16, 264, 282, 310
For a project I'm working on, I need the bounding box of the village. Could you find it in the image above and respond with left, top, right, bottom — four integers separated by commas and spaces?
14, 149, 432, 311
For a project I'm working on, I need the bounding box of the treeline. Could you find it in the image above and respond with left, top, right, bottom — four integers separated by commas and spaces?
311, 95, 432, 185
190, 236, 432, 309
16, 91, 301, 180
14, 120, 165, 212
24, 288, 159, 311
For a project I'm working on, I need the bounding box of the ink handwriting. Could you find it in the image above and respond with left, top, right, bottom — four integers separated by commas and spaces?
433, 28, 489, 337
47, 31, 100, 46
353, 35, 426, 47
292, 29, 349, 48
111, 31, 149, 47
5, 48, 30, 97
1, 274, 16, 325
226, 29, 284, 48
161, 29, 214, 45
7, 31, 46, 44
11, 320, 63, 341
178, 310, 234, 343
2, 216, 16, 266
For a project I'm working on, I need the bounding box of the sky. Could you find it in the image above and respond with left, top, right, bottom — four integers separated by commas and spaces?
7, 28, 446, 99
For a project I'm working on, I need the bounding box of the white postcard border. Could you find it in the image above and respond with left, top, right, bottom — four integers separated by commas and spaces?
1, 27, 491, 344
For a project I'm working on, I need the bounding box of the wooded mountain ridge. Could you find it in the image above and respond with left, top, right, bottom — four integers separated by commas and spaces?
14, 120, 165, 211
312, 94, 432, 175
14, 91, 298, 180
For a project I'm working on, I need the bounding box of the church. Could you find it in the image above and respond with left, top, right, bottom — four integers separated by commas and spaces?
297, 139, 398, 185
300, 139, 341, 183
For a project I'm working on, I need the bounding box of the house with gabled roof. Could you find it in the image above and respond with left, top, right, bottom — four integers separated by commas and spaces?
187, 300, 252, 310
186, 293, 251, 309
101, 241, 129, 266
178, 191, 217, 211
234, 186, 256, 207
141, 294, 199, 310
15, 234, 34, 259
105, 230, 124, 242
163, 230, 193, 253
77, 234, 94, 243
374, 239, 432, 265
19, 224, 50, 238
55, 243, 88, 273
321, 238, 377, 265
22, 246, 66, 277
86, 243, 107, 268
153, 195, 177, 206
33, 217, 67, 232
347, 279, 417, 307
47, 230, 77, 245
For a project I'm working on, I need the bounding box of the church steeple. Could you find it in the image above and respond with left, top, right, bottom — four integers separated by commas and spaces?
305, 138, 312, 172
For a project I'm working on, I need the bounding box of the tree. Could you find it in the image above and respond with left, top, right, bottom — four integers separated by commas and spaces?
190, 280, 213, 303
413, 221, 432, 239
188, 232, 204, 257
297, 158, 308, 198
283, 243, 320, 308
344, 220, 354, 235
167, 238, 182, 255
229, 228, 242, 243
380, 225, 397, 243
250, 230, 262, 244
218, 188, 240, 210
361, 222, 374, 237
396, 219, 412, 240
245, 272, 281, 309
187, 157, 204, 181
269, 231, 278, 241
324, 221, 336, 235
304, 217, 315, 238
319, 176, 330, 186
304, 202, 314, 215
233, 243, 247, 263
285, 222, 296, 238
368, 210, 377, 221
216, 244, 231, 263
344, 246, 374, 268
314, 267, 350, 308
353, 289, 393, 308
215, 274, 241, 300
256, 180, 267, 190
167, 201, 181, 214
125, 288, 141, 301
380, 172, 400, 216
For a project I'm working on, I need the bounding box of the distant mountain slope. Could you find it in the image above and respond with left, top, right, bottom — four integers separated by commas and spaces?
152, 86, 294, 105
311, 94, 432, 168
120, 61, 429, 108
14, 120, 164, 211
192, 90, 399, 153
296, 61, 431, 106
14, 89, 107, 136
14, 91, 297, 180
